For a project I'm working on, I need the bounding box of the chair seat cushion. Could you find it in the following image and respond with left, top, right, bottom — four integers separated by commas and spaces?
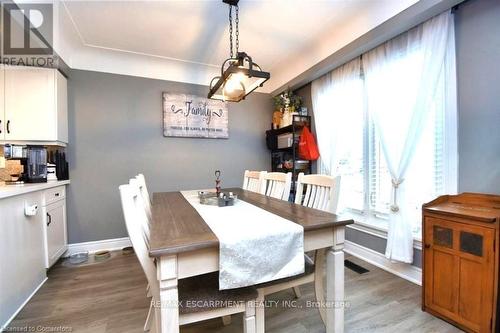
178, 272, 257, 314
254, 257, 315, 289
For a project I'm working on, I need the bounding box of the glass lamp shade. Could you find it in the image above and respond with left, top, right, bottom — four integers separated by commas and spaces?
223, 73, 246, 100
208, 53, 270, 102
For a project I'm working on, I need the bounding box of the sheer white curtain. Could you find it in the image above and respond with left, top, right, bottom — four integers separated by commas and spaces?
362, 11, 455, 263
311, 58, 363, 212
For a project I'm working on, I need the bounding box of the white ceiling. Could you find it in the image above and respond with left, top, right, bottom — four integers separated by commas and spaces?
53, 0, 419, 93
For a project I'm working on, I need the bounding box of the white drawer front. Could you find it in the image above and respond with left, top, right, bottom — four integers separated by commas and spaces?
43, 186, 66, 206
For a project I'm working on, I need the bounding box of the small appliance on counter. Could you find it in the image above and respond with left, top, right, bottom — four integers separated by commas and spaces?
47, 163, 58, 181
4, 144, 48, 184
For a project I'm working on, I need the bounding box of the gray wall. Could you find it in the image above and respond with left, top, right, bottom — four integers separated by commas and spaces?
67, 70, 272, 243
455, 0, 500, 193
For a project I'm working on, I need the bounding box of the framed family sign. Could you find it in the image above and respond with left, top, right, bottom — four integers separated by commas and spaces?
162, 93, 229, 139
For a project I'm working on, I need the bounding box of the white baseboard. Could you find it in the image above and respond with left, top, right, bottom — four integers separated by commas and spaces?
64, 237, 132, 257
1, 277, 48, 331
344, 240, 422, 286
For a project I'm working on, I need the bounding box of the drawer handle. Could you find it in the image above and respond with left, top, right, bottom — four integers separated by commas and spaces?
47, 213, 52, 226
55, 193, 60, 197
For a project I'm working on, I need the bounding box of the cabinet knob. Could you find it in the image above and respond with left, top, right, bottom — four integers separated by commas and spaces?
425, 244, 431, 249
0, 120, 2, 134
6, 120, 10, 134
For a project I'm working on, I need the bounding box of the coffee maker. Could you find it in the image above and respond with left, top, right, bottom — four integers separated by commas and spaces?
4, 145, 48, 183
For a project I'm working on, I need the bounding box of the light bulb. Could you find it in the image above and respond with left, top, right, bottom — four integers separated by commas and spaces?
223, 73, 246, 100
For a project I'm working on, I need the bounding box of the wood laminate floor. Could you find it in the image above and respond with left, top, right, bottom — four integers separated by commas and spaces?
8, 252, 462, 333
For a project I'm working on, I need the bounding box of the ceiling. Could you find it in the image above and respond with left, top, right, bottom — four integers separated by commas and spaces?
54, 0, 420, 93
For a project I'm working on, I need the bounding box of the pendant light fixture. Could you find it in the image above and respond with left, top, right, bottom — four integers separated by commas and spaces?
208, 0, 270, 102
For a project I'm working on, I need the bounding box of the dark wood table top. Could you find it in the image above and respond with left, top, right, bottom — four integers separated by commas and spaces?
149, 187, 354, 257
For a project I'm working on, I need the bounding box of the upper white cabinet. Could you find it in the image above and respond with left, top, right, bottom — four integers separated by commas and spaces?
0, 65, 4, 141
0, 65, 68, 144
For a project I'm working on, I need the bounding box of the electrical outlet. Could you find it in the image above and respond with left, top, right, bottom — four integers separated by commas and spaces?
0, 156, 5, 168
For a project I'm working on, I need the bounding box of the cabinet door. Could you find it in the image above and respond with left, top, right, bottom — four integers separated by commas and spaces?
425, 218, 459, 316
425, 217, 495, 332
456, 223, 495, 332
0, 65, 4, 140
4, 66, 56, 141
44, 199, 67, 268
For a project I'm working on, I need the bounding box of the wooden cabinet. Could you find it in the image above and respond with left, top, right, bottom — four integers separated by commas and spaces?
423, 193, 500, 333
0, 65, 68, 144
42, 186, 68, 268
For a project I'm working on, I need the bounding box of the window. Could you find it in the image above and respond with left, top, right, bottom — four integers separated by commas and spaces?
321, 41, 456, 239
312, 12, 456, 260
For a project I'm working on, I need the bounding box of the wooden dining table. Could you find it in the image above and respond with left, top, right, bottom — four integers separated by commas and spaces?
149, 187, 353, 333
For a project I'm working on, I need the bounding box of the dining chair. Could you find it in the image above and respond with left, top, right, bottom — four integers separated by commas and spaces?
294, 172, 341, 214
119, 183, 258, 333
129, 177, 151, 243
135, 174, 152, 221
255, 172, 341, 333
128, 177, 238, 329
259, 172, 292, 201
242, 170, 266, 193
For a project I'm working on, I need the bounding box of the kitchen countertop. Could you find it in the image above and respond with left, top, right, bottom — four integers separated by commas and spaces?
0, 180, 70, 199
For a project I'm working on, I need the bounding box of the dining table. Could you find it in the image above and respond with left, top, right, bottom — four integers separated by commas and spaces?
149, 187, 354, 333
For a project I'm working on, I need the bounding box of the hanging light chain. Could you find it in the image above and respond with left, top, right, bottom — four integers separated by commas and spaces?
235, 5, 239, 54
229, 5, 234, 58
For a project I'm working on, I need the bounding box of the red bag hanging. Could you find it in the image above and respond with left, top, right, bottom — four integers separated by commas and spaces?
298, 126, 320, 161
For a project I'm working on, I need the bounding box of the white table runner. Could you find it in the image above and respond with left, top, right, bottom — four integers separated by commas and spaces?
181, 190, 305, 290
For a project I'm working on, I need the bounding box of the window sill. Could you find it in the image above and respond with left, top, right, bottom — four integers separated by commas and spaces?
342, 211, 423, 250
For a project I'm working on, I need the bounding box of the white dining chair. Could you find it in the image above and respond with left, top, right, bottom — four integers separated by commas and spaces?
255, 172, 341, 333
129, 177, 151, 243
128, 176, 236, 329
260, 172, 292, 201
294, 172, 341, 213
242, 170, 266, 193
135, 174, 152, 221
119, 183, 258, 333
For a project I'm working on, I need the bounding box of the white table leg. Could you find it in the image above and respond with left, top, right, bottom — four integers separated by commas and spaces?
255, 289, 265, 333
157, 255, 179, 333
326, 226, 345, 333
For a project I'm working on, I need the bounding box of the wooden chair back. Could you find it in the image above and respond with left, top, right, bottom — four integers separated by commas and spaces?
119, 184, 159, 299
135, 174, 152, 221
242, 170, 266, 193
261, 172, 292, 201
294, 173, 341, 213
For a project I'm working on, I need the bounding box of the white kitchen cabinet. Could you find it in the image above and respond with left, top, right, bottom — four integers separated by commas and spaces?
1, 66, 68, 144
0, 191, 46, 328
42, 186, 67, 268
0, 65, 4, 140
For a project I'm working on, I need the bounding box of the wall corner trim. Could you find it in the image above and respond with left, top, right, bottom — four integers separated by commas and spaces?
344, 240, 422, 286
65, 237, 132, 257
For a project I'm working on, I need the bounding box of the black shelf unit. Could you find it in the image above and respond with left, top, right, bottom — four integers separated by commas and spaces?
266, 115, 312, 200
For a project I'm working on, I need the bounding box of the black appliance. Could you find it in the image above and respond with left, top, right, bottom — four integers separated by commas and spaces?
4, 145, 47, 183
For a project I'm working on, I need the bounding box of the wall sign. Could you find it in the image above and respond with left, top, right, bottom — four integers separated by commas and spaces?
163, 93, 229, 138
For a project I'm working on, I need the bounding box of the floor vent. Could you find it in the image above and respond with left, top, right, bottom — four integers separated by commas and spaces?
344, 259, 369, 274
